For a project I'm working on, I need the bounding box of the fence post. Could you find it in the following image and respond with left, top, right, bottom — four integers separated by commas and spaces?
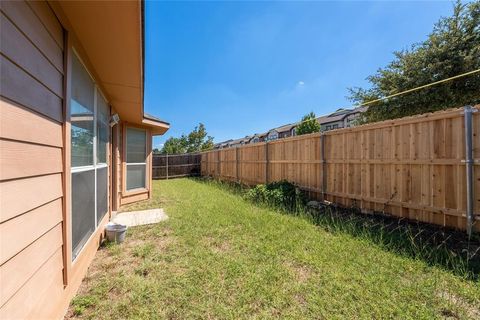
166, 153, 169, 180
236, 147, 239, 182
217, 150, 221, 179
321, 133, 327, 201
464, 105, 475, 236
265, 142, 269, 183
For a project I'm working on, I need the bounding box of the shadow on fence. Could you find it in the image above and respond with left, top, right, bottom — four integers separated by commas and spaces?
153, 153, 201, 179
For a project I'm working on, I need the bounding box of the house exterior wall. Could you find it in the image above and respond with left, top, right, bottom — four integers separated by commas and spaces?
0, 1, 67, 318
344, 111, 361, 127
278, 131, 293, 139
321, 121, 343, 131
0, 1, 156, 318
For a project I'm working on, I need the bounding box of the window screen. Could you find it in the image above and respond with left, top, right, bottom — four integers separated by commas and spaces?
126, 164, 146, 190
126, 128, 147, 190
72, 170, 95, 259
71, 54, 94, 167
97, 93, 109, 164
126, 128, 146, 163
70, 51, 110, 261
96, 166, 108, 225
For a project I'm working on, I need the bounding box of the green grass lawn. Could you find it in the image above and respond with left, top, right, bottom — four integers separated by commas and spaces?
67, 178, 480, 319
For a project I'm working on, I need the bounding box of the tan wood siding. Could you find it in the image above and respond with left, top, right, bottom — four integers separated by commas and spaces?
0, 1, 66, 318
0, 248, 64, 319
0, 0, 63, 72
0, 55, 63, 122
0, 139, 63, 180
0, 12, 63, 97
120, 191, 149, 205
0, 99, 63, 148
0, 199, 63, 265
25, 1, 64, 49
0, 224, 63, 306
0, 173, 63, 223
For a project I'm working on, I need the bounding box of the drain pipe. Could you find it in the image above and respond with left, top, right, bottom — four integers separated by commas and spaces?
464, 105, 475, 237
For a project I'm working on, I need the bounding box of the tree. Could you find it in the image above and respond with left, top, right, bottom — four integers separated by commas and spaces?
161, 123, 214, 154
161, 136, 187, 154
186, 123, 214, 152
348, 0, 480, 123
295, 112, 321, 135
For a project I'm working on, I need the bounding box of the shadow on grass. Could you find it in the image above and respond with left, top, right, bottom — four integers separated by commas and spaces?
191, 177, 480, 280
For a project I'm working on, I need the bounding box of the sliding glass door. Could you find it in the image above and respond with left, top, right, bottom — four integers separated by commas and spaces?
70, 52, 110, 260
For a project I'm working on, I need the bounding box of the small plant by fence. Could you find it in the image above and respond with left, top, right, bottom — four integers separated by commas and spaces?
200, 106, 480, 233
152, 153, 201, 179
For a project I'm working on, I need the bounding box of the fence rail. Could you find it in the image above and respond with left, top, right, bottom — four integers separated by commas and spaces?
153, 153, 201, 179
201, 106, 480, 233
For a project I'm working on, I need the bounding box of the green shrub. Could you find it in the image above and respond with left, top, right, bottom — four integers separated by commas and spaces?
245, 180, 306, 211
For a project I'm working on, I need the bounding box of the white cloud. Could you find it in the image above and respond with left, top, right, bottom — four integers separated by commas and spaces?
297, 81, 305, 86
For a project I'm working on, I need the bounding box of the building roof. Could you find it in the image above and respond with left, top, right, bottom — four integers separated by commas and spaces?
217, 107, 367, 145
269, 122, 298, 134
317, 107, 367, 125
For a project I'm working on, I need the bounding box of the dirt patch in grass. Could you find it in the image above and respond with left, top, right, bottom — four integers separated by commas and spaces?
283, 260, 312, 283
202, 236, 231, 254
65, 225, 175, 319
438, 290, 480, 319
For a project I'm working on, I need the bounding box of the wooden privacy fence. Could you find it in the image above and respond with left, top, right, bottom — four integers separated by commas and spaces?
201, 106, 480, 233
153, 153, 201, 179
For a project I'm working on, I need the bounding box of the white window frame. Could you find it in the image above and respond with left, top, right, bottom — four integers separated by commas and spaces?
125, 127, 148, 192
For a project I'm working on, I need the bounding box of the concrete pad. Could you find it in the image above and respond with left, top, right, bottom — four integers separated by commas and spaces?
113, 208, 168, 227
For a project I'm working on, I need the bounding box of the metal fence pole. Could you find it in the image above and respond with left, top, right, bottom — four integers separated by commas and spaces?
464, 105, 475, 236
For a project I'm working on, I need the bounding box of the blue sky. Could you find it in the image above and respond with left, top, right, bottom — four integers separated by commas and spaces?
144, 0, 454, 149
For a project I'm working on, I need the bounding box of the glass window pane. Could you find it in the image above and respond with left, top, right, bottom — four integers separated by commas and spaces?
126, 164, 146, 190
71, 53, 94, 167
72, 169, 95, 259
97, 93, 109, 164
126, 128, 146, 163
96, 167, 108, 224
